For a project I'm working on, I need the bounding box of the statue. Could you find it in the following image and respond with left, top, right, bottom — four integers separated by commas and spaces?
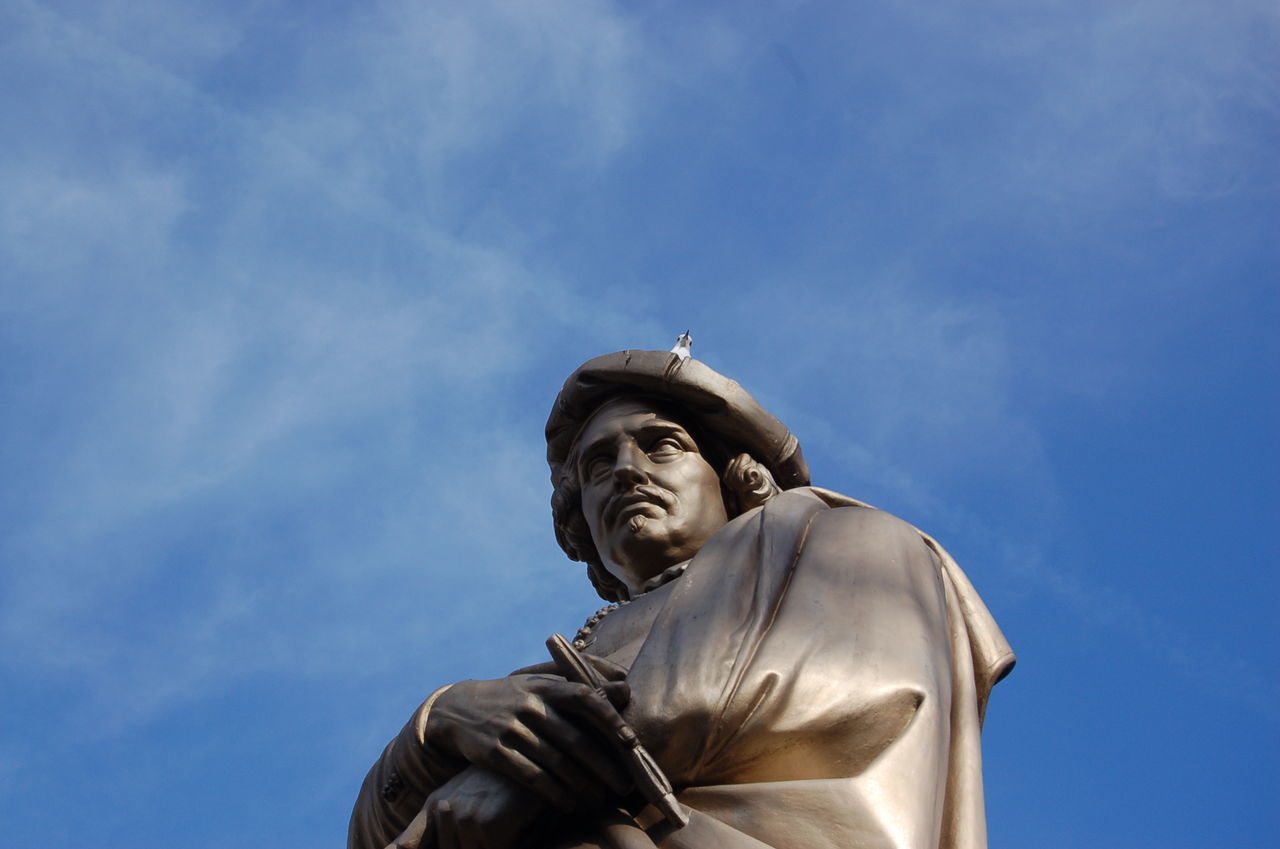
349, 349, 1015, 849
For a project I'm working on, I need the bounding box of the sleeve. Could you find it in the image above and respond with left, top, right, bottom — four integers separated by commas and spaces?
347, 686, 463, 849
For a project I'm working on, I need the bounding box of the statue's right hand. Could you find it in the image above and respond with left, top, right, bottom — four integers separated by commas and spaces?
424, 670, 633, 811
387, 768, 545, 849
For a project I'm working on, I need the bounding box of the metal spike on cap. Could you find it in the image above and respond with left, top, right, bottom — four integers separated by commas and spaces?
670, 330, 693, 360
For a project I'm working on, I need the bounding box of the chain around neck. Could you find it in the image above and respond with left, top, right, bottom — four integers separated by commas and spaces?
572, 560, 691, 650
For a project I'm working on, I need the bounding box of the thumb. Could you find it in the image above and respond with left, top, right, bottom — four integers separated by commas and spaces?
602, 679, 631, 710
388, 805, 433, 849
507, 660, 559, 677
585, 654, 630, 682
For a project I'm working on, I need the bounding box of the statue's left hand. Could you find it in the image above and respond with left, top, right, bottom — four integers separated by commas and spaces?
387, 767, 543, 849
423, 664, 633, 811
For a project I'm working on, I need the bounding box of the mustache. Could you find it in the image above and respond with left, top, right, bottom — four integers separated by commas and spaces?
604, 485, 673, 525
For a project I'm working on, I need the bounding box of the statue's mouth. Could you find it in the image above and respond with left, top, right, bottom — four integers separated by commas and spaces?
606, 488, 670, 526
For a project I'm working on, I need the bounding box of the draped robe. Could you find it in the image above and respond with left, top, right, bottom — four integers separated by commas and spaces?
350, 488, 1013, 849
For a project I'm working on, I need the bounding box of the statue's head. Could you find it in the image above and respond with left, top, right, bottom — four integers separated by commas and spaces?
547, 351, 809, 601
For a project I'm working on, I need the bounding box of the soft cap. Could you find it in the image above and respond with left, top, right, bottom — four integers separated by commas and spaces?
546, 350, 810, 489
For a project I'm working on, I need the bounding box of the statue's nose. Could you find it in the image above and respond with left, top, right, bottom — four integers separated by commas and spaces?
612, 444, 649, 487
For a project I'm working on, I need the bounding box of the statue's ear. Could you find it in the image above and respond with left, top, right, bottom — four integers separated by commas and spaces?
723, 453, 782, 514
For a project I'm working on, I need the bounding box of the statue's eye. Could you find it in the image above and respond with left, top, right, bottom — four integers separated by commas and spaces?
585, 454, 612, 480
648, 437, 684, 459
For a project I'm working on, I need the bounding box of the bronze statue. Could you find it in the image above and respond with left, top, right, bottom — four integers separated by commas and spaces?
349, 349, 1015, 849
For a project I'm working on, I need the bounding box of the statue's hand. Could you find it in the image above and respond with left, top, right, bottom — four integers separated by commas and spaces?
425, 665, 633, 811
388, 767, 543, 849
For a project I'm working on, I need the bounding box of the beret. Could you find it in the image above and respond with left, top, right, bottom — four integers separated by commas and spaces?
546, 350, 810, 489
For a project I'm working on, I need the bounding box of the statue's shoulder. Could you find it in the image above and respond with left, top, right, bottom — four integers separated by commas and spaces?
792, 486, 918, 530
789, 487, 938, 564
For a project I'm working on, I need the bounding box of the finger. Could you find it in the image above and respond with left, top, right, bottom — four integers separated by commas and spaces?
389, 807, 431, 849
446, 801, 490, 849
525, 723, 625, 799
553, 683, 641, 752
496, 722, 602, 799
433, 799, 458, 849
584, 654, 631, 682
508, 661, 561, 677
524, 709, 632, 795
601, 679, 631, 710
493, 747, 575, 812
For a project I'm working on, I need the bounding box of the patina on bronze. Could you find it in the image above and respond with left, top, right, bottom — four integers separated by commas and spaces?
349, 349, 1015, 849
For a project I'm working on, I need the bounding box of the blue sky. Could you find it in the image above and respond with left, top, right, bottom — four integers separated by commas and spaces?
1, 0, 1276, 846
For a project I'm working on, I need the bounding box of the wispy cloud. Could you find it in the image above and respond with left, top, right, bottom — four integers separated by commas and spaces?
725, 273, 1045, 500
869, 0, 1279, 208
1, 3, 1274, 843
1, 158, 188, 278
0, 0, 653, 736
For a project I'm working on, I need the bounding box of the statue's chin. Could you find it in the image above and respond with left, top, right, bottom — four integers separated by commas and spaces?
612, 518, 672, 561
606, 526, 694, 590
604, 510, 728, 594
610, 506, 670, 554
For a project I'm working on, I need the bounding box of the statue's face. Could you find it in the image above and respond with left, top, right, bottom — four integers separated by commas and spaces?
577, 397, 729, 594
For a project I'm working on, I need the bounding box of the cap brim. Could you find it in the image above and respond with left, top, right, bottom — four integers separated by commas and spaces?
546, 350, 809, 489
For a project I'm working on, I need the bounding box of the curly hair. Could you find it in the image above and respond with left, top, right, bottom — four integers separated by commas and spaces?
550, 397, 783, 601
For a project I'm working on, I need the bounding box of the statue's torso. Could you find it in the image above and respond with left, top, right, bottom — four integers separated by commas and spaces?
577, 578, 678, 670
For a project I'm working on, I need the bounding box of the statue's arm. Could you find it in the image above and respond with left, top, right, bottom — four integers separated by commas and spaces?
813, 504, 956, 846
350, 668, 635, 849
348, 687, 463, 849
